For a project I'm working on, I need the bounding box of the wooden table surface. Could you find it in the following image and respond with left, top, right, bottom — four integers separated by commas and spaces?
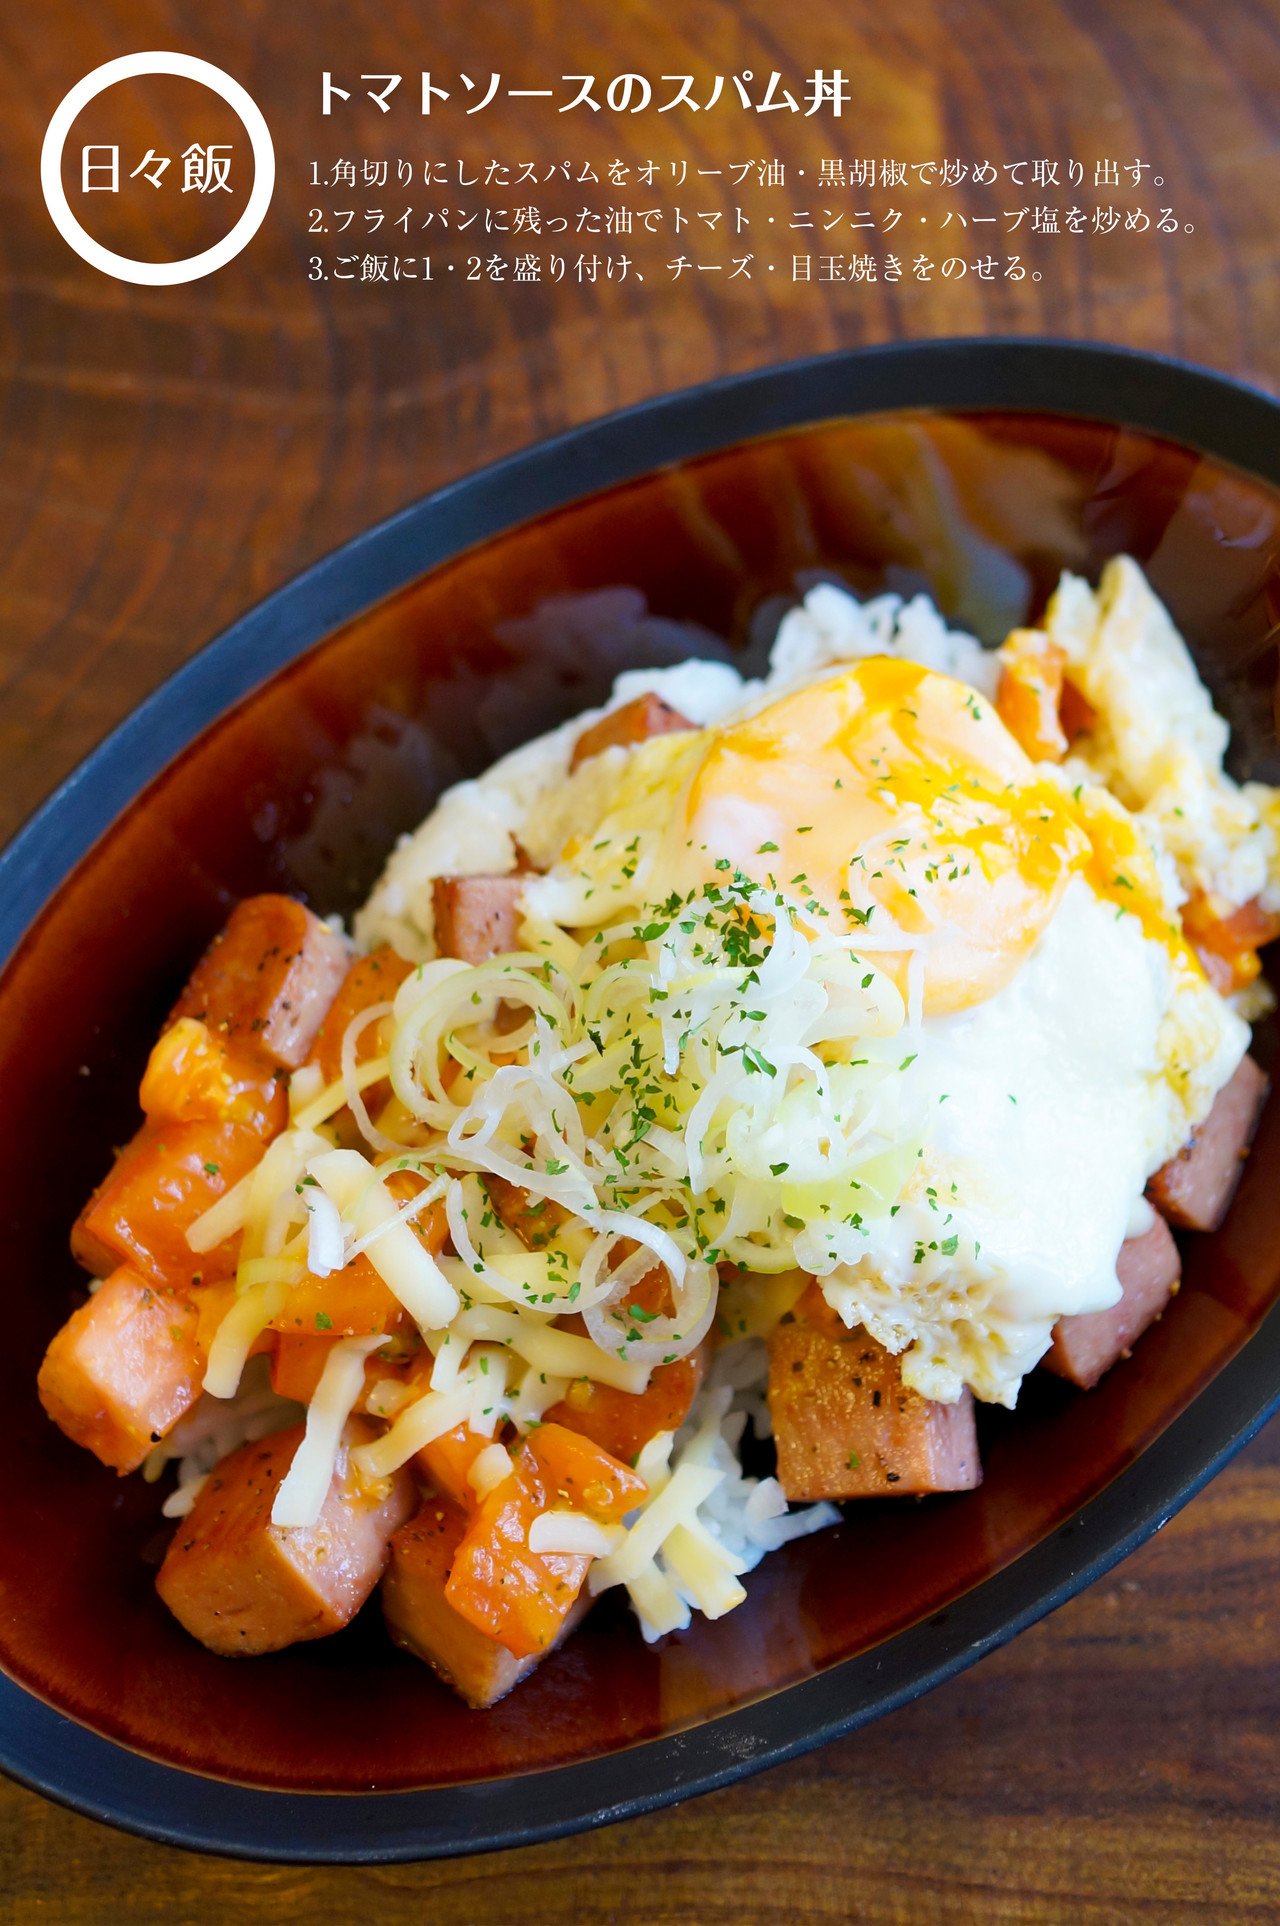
4, 2, 1280, 1918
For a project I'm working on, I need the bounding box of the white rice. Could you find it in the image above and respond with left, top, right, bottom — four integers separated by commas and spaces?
145, 1356, 301, 1519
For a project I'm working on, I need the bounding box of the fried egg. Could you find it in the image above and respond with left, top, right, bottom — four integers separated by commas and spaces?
358, 572, 1257, 1406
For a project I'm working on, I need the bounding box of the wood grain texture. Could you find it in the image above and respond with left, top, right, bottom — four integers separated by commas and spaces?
3, 0, 1280, 1917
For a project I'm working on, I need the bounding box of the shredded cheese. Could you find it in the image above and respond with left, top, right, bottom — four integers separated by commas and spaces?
308, 1147, 458, 1328
271, 1335, 388, 1528
293, 1056, 392, 1135
467, 1441, 514, 1499
186, 1171, 254, 1255
660, 1520, 748, 1619
588, 1460, 724, 1593
452, 1303, 647, 1393
349, 1384, 475, 1479
202, 1282, 281, 1400
527, 1511, 621, 1558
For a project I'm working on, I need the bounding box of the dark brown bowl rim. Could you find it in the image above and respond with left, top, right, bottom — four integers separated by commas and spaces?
3, 336, 1280, 1863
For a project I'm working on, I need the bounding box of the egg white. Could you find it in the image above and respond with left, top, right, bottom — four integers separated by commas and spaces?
812, 876, 1245, 1404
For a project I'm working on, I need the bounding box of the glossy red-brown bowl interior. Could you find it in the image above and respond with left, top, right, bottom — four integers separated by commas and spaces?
2, 385, 1279, 1814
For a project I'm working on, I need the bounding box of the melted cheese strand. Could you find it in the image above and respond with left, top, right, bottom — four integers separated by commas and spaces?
203, 1281, 280, 1399
186, 1170, 256, 1256
271, 1335, 388, 1528
308, 1147, 458, 1329
453, 1303, 648, 1394
350, 1383, 475, 1479
527, 1512, 621, 1557
588, 1461, 724, 1592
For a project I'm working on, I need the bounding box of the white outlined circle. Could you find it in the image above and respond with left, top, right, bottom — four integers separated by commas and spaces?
40, 52, 275, 285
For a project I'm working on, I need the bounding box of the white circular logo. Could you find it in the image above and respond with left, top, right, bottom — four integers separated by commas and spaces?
41, 52, 275, 285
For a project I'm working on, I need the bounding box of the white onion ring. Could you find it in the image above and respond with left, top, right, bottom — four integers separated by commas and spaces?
583, 1248, 718, 1368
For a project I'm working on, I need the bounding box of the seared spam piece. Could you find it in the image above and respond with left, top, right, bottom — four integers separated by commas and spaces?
430, 698, 695, 965
1147, 1054, 1268, 1232
38, 1266, 203, 1473
1045, 1216, 1182, 1390
72, 896, 347, 1285
569, 692, 696, 770
432, 875, 526, 965
768, 1284, 981, 1501
172, 894, 349, 1071
383, 1500, 588, 1708
156, 1418, 414, 1656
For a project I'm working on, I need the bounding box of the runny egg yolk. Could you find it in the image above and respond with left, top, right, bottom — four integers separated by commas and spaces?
671, 658, 1107, 1014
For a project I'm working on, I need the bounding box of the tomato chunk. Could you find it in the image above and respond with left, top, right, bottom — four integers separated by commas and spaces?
190, 1277, 272, 1365
1059, 675, 1098, 743
546, 1349, 707, 1464
996, 631, 1070, 763
267, 1174, 446, 1338
266, 1255, 408, 1339
1182, 891, 1280, 996
38, 1266, 202, 1474
140, 1017, 286, 1140
444, 1426, 644, 1659
416, 1421, 492, 1509
268, 1333, 341, 1404
269, 1331, 416, 1406
72, 1119, 264, 1291
307, 944, 413, 1087
443, 1452, 587, 1660
526, 1422, 648, 1520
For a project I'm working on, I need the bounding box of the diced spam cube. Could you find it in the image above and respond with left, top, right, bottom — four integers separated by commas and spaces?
1148, 1055, 1268, 1232
38, 1266, 203, 1474
384, 1500, 587, 1708
768, 1285, 981, 1501
171, 895, 349, 1071
155, 1418, 414, 1656
1045, 1215, 1181, 1390
71, 1119, 265, 1290
431, 875, 526, 964
570, 693, 695, 770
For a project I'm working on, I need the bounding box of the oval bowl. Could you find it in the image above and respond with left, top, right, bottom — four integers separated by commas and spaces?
1, 339, 1279, 1862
